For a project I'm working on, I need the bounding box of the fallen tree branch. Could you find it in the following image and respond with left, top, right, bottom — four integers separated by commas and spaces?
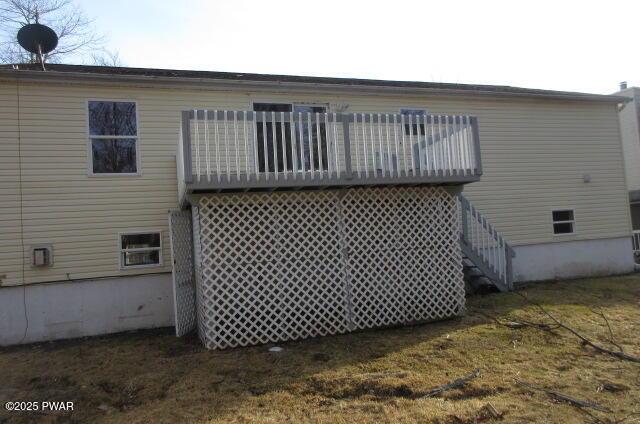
516, 380, 612, 413
589, 308, 625, 353
421, 369, 480, 398
515, 292, 640, 363
480, 312, 560, 333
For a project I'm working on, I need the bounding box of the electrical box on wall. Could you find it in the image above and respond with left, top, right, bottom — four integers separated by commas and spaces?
31, 244, 53, 267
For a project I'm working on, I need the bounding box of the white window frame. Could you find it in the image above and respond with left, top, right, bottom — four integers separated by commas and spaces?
86, 99, 141, 177
551, 209, 576, 236
118, 230, 162, 270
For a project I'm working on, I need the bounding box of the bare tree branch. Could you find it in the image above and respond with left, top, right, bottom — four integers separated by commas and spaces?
0, 0, 106, 64
421, 369, 481, 398
91, 49, 121, 67
516, 379, 612, 413
589, 308, 625, 353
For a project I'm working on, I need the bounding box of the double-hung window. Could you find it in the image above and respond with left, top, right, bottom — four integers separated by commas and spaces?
253, 103, 328, 173
552, 210, 575, 235
119, 232, 162, 268
88, 101, 139, 175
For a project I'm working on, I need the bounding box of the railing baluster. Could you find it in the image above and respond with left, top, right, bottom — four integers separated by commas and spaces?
424, 116, 431, 177
214, 110, 221, 182
243, 111, 249, 181
368, 113, 376, 175
234, 111, 239, 181
393, 114, 399, 177
444, 115, 452, 176
385, 114, 393, 176
324, 113, 332, 177
281, 111, 288, 180
204, 110, 210, 182
299, 113, 305, 179
460, 116, 468, 175
262, 112, 268, 180
376, 113, 384, 176
223, 111, 229, 182
251, 111, 258, 181
307, 112, 315, 178
290, 112, 297, 180
450, 115, 456, 176
400, 114, 407, 176
333, 112, 340, 178
450, 115, 458, 175
430, 115, 438, 174
316, 112, 323, 179
467, 116, 474, 175
353, 114, 360, 177
436, 115, 444, 176
416, 114, 425, 176
272, 111, 278, 181
362, 113, 369, 178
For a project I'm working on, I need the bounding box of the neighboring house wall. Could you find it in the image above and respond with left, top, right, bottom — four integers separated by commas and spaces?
616, 87, 640, 192
0, 78, 632, 288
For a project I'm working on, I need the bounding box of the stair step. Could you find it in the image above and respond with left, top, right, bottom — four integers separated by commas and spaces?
464, 267, 484, 278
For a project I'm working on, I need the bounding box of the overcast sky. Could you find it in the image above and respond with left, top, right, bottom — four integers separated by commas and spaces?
75, 0, 638, 95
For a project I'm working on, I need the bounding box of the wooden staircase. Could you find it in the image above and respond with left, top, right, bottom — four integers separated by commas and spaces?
458, 195, 516, 292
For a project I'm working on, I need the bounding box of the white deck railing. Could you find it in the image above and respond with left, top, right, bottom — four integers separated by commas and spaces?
178, 110, 482, 189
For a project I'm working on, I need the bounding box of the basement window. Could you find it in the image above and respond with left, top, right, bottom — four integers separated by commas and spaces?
119, 232, 162, 269
552, 210, 575, 235
88, 100, 139, 175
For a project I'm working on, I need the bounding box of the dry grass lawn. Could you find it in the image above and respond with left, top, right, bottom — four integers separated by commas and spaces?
1, 274, 639, 424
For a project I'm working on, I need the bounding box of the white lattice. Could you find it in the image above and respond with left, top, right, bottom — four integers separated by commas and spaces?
169, 210, 197, 337
194, 186, 464, 350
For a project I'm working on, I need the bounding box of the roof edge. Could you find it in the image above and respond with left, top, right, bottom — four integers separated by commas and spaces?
0, 67, 630, 103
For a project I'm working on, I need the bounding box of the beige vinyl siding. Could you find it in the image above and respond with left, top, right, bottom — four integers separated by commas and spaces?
0, 82, 21, 286
617, 87, 640, 191
0, 79, 631, 286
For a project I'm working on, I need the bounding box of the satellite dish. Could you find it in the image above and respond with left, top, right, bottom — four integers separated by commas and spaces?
17, 23, 58, 54
17, 23, 58, 70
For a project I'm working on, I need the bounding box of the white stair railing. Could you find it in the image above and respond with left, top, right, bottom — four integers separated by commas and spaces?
459, 195, 515, 291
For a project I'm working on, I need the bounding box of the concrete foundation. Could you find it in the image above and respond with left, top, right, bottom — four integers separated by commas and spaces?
512, 236, 635, 283
0, 273, 174, 346
0, 236, 635, 346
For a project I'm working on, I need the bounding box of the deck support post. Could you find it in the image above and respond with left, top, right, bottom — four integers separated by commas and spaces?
470, 117, 482, 176
182, 110, 193, 184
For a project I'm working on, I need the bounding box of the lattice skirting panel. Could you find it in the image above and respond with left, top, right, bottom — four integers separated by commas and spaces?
169, 210, 197, 337
193, 186, 465, 350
